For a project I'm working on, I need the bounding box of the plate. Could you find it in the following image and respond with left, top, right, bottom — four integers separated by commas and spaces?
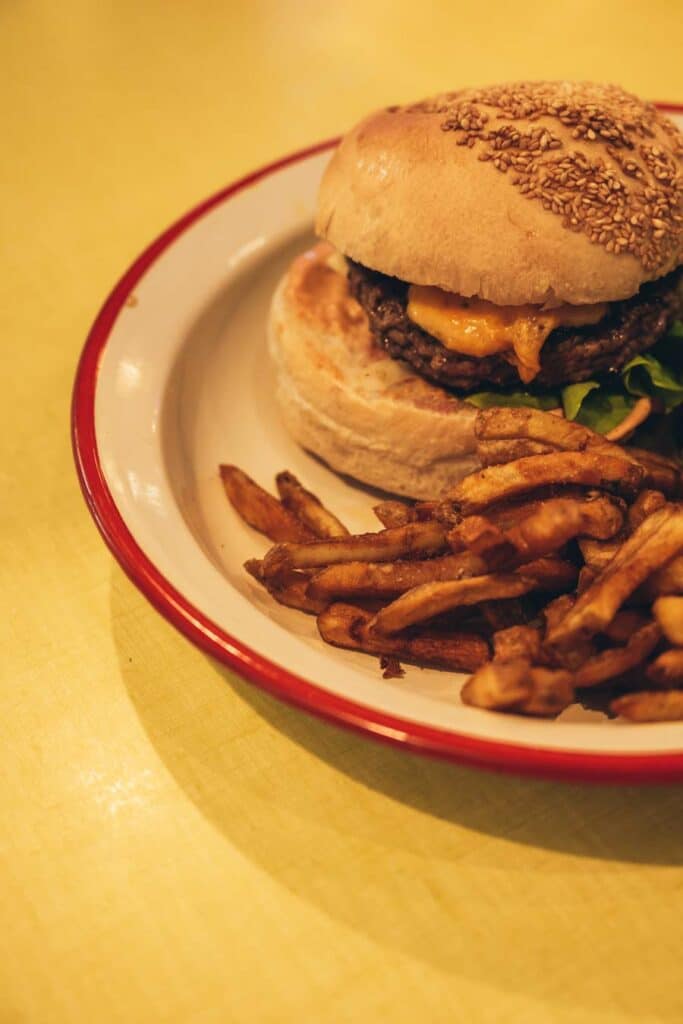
73, 115, 683, 783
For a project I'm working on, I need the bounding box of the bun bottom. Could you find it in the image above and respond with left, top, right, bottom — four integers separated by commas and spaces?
268, 244, 479, 499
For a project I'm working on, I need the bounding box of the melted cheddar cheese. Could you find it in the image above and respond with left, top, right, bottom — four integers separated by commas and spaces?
407, 285, 608, 383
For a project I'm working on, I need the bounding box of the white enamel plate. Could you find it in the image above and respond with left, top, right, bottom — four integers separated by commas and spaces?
73, 117, 683, 782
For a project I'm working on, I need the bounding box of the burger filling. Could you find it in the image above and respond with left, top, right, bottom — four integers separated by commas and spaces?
406, 286, 607, 384
347, 260, 683, 393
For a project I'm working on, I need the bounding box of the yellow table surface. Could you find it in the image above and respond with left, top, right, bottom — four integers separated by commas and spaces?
3, 3, 683, 1021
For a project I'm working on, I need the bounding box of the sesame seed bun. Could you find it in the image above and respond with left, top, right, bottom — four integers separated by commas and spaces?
316, 81, 683, 307
268, 244, 479, 499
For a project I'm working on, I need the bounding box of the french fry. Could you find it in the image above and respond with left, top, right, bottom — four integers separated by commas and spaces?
220, 465, 315, 543
647, 648, 683, 686
446, 450, 643, 515
508, 494, 623, 553
448, 516, 512, 562
460, 659, 573, 716
514, 556, 578, 591
544, 593, 576, 633
373, 500, 415, 528
542, 593, 596, 669
460, 659, 532, 710
373, 500, 439, 527
547, 505, 683, 648
244, 559, 327, 614
261, 520, 447, 579
643, 555, 683, 598
475, 404, 677, 498
451, 496, 623, 568
626, 448, 681, 498
572, 621, 661, 687
493, 625, 543, 663
317, 603, 489, 672
370, 574, 546, 637
519, 667, 575, 717
604, 610, 649, 643
653, 596, 683, 645
577, 566, 598, 594
578, 538, 619, 572
476, 438, 556, 466
446, 495, 548, 539
275, 471, 349, 538
627, 489, 667, 531
307, 551, 487, 600
611, 689, 683, 722
479, 598, 528, 633
474, 407, 599, 451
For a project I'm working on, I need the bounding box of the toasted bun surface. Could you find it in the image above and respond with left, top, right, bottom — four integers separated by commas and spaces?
268, 244, 479, 499
317, 81, 683, 307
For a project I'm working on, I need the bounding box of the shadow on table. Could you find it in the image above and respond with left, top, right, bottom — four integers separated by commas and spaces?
112, 567, 683, 1018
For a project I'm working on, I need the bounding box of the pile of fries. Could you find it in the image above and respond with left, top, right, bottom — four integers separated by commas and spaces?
221, 408, 683, 722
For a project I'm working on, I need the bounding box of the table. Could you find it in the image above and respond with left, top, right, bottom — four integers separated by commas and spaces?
3, 3, 682, 1021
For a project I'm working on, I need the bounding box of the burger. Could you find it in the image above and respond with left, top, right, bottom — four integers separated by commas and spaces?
269, 81, 683, 498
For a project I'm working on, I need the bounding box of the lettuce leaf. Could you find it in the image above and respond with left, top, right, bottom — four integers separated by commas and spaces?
622, 349, 683, 411
466, 390, 559, 410
561, 381, 600, 421
566, 386, 638, 433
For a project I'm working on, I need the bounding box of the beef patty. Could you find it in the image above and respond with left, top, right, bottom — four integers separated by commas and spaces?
347, 262, 683, 392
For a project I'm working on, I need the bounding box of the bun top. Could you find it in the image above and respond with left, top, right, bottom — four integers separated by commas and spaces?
316, 81, 683, 306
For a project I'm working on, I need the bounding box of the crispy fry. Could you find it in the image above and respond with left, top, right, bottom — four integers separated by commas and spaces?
507, 495, 624, 565
446, 450, 643, 515
317, 603, 489, 672
275, 471, 349, 538
307, 551, 487, 600
577, 537, 620, 572
604, 610, 649, 643
476, 438, 555, 466
493, 625, 543, 663
544, 594, 576, 633
451, 495, 623, 569
643, 555, 683, 598
611, 689, 683, 722
369, 574, 547, 637
653, 596, 683, 645
515, 556, 578, 591
461, 659, 532, 710
474, 407, 599, 451
573, 621, 661, 687
626, 448, 681, 498
220, 466, 315, 543
627, 490, 667, 531
520, 667, 575, 716
244, 559, 327, 614
461, 659, 573, 716
373, 500, 415, 528
374, 500, 438, 527
261, 520, 447, 579
647, 648, 683, 686
577, 566, 598, 594
448, 516, 513, 561
479, 598, 528, 633
547, 505, 683, 648
542, 593, 596, 668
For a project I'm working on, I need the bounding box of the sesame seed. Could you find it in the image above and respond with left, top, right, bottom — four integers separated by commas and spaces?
400, 80, 682, 270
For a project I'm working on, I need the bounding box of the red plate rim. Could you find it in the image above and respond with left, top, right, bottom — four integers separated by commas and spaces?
72, 109, 683, 784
